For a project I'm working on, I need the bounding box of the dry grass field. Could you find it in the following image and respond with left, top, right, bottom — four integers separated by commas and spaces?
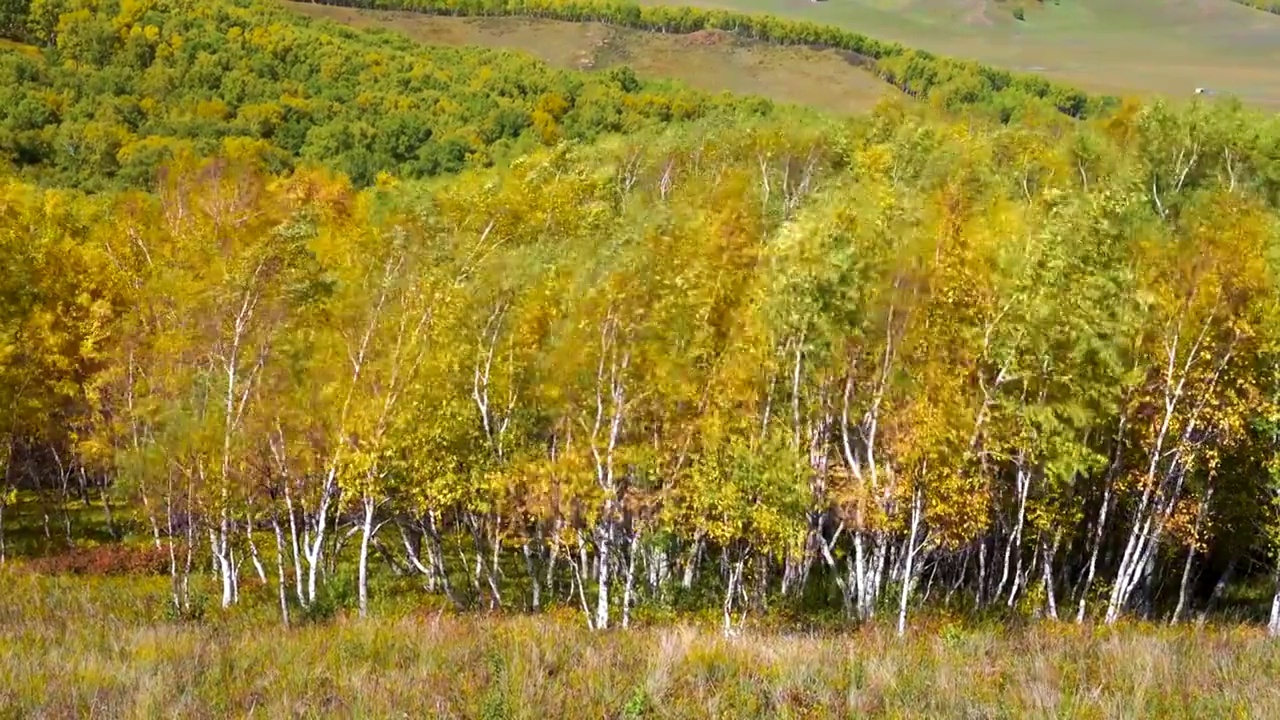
4, 570, 1279, 718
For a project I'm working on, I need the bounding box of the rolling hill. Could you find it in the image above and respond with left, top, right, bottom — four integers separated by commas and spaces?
629, 0, 1280, 108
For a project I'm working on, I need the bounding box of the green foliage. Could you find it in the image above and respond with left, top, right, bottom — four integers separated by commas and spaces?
0, 0, 764, 190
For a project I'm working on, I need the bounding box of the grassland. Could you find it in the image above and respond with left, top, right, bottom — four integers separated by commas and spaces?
285, 3, 897, 115
632, 0, 1280, 109
2, 570, 1279, 718
287, 0, 1280, 112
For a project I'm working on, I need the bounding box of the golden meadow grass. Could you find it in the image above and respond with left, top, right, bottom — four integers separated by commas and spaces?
3, 571, 1278, 718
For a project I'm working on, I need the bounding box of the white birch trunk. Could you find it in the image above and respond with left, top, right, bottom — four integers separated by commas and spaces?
594, 519, 612, 631
897, 489, 923, 637
1000, 464, 1030, 606
1042, 535, 1059, 621
357, 494, 375, 619
1076, 476, 1113, 623
271, 514, 290, 626
1270, 574, 1280, 637
621, 533, 639, 629
246, 518, 267, 584
1171, 488, 1211, 625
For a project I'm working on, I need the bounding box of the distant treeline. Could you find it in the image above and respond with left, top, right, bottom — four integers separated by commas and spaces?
306, 0, 1120, 120
1232, 0, 1280, 15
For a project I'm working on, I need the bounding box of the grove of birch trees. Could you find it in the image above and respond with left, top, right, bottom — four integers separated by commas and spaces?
6, 92, 1280, 634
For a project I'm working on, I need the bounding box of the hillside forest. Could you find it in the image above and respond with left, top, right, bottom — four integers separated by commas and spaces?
4, 0, 1280, 638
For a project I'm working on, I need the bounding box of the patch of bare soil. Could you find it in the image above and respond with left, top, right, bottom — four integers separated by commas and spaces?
577, 26, 624, 69
683, 29, 735, 47
903, 0, 996, 27
962, 1, 995, 27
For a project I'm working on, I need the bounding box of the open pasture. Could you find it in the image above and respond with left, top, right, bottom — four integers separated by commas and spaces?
634, 0, 1280, 109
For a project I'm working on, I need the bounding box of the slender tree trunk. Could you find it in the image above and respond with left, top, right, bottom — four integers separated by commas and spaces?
946, 548, 969, 606
305, 475, 336, 606
216, 526, 235, 608
1107, 381, 1196, 624
595, 516, 612, 631
523, 539, 542, 612
545, 526, 560, 597
722, 547, 746, 637
271, 514, 290, 627
897, 489, 923, 637
647, 544, 662, 593
976, 539, 987, 607
818, 526, 854, 618
780, 546, 796, 597
246, 518, 268, 584
922, 558, 939, 605
1001, 465, 1030, 606
870, 538, 888, 619
468, 515, 503, 610
568, 538, 595, 630
681, 535, 703, 590
1108, 511, 1158, 624
182, 484, 194, 611
853, 529, 869, 619
357, 495, 376, 619
425, 512, 456, 605
55, 454, 73, 545
92, 467, 116, 540
283, 484, 306, 607
1171, 488, 1211, 625
230, 543, 240, 605
1076, 477, 1113, 623
1199, 559, 1236, 623
165, 487, 181, 612
1171, 545, 1197, 625
1269, 571, 1280, 638
490, 522, 504, 607
621, 532, 639, 629
1042, 535, 1060, 621
34, 468, 52, 543
76, 462, 90, 505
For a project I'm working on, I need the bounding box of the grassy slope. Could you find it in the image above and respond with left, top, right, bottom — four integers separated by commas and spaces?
3, 571, 1279, 717
629, 0, 1280, 109
286, 3, 896, 115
